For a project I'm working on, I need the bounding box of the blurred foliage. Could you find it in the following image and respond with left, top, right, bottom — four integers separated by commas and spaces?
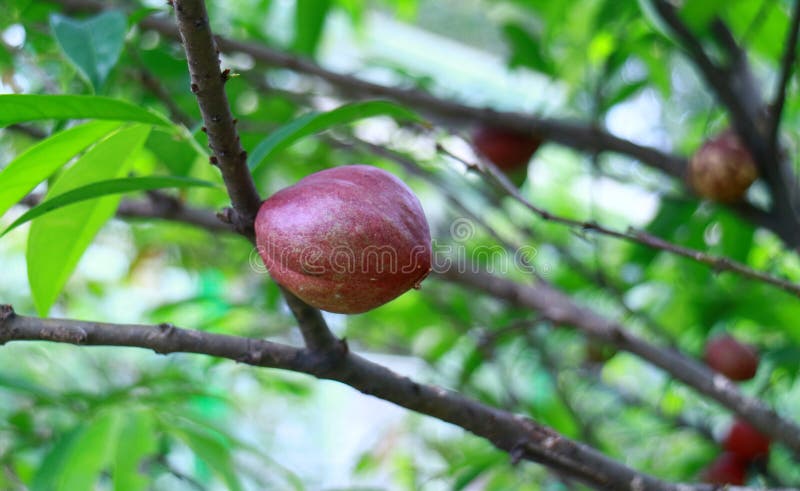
1, 0, 800, 489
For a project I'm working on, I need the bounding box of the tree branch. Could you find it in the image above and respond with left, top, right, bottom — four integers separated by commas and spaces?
170, 0, 261, 232
437, 144, 800, 299
0, 305, 687, 491
769, 0, 800, 150
438, 267, 800, 456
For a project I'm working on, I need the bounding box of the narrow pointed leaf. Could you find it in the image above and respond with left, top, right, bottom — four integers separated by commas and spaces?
4, 176, 216, 236
248, 100, 423, 172
113, 410, 157, 491
26, 124, 151, 316
0, 120, 123, 218
0, 94, 170, 126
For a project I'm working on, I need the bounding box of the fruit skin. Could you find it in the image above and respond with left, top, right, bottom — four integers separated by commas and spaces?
688, 130, 758, 203
704, 335, 759, 381
724, 419, 771, 461
471, 126, 542, 173
255, 165, 432, 314
701, 452, 747, 485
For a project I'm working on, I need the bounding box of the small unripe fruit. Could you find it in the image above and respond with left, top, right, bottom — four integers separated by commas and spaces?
724, 420, 771, 461
688, 130, 758, 203
701, 452, 747, 485
471, 126, 542, 173
255, 165, 432, 314
704, 335, 759, 381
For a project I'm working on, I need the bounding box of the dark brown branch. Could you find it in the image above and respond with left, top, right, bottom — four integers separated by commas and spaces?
0, 305, 677, 491
116, 194, 233, 232
770, 0, 800, 150
170, 0, 261, 231
438, 268, 800, 456
279, 287, 342, 352
1, 306, 796, 491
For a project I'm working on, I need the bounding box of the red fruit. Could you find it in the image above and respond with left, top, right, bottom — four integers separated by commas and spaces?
472, 126, 542, 172
704, 335, 759, 381
724, 420, 771, 461
701, 452, 747, 485
255, 165, 432, 314
688, 130, 758, 203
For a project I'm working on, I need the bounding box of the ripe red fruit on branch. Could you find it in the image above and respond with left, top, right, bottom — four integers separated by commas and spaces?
724, 420, 771, 461
701, 452, 747, 485
471, 126, 542, 172
255, 165, 432, 314
704, 335, 759, 381
688, 130, 758, 203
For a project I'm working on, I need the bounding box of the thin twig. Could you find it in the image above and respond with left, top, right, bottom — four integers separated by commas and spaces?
438, 144, 800, 299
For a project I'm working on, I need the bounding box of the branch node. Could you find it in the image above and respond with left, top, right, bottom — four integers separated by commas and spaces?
190, 83, 199, 93
209, 155, 218, 166
0, 305, 15, 324
509, 442, 527, 465
216, 207, 235, 224
158, 322, 176, 336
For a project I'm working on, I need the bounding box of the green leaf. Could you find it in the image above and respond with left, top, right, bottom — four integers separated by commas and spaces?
292, 0, 332, 57
0, 94, 170, 127
113, 411, 157, 491
501, 23, 555, 76
173, 425, 244, 491
50, 11, 127, 91
128, 7, 161, 27
56, 411, 122, 491
26, 124, 151, 316
30, 426, 85, 491
4, 176, 216, 236
0, 120, 123, 218
603, 79, 648, 110
248, 100, 423, 172
146, 128, 201, 176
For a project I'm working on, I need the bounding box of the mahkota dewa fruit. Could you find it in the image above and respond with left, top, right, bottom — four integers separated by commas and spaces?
688, 130, 758, 202
255, 165, 432, 314
724, 419, 771, 461
472, 125, 542, 173
701, 452, 747, 485
704, 334, 759, 381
